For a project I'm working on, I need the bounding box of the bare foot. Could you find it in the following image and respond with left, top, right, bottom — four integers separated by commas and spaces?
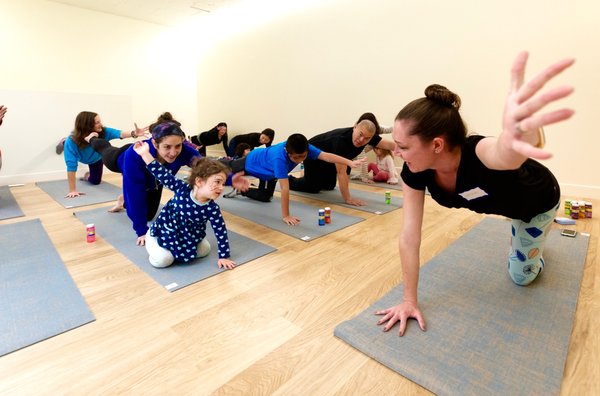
108, 194, 124, 212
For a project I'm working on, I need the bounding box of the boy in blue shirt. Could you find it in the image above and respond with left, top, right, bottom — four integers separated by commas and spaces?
221, 133, 363, 225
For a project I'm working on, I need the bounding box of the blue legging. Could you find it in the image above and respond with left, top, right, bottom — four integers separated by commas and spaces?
508, 203, 559, 286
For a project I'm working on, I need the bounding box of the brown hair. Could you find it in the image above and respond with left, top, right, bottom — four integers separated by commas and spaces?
73, 111, 104, 148
395, 84, 467, 150
187, 157, 230, 188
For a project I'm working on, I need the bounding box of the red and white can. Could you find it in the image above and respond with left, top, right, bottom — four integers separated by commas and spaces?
86, 223, 96, 243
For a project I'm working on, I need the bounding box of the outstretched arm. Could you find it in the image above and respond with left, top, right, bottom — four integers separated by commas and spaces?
318, 151, 366, 206
375, 184, 427, 336
278, 177, 300, 225
476, 51, 575, 170
119, 123, 149, 139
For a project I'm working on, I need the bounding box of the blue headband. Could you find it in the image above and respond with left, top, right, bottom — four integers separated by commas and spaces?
151, 122, 186, 140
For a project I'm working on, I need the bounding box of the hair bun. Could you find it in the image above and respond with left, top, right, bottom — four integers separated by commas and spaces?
425, 84, 461, 109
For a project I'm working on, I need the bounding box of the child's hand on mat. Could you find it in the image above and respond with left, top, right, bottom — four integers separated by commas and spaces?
282, 215, 300, 226
65, 191, 86, 198
345, 197, 366, 206
231, 171, 250, 192
136, 235, 146, 246
375, 301, 426, 336
218, 258, 236, 270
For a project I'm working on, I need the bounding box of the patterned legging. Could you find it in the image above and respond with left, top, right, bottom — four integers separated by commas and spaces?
508, 202, 559, 286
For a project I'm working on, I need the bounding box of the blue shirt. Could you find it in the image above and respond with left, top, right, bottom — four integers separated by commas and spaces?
63, 127, 121, 172
147, 160, 230, 262
244, 141, 321, 180
118, 138, 200, 237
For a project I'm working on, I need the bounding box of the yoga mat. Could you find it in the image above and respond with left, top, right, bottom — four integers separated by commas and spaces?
0, 219, 95, 356
217, 195, 364, 241
73, 207, 276, 292
36, 179, 122, 208
0, 185, 25, 220
349, 178, 403, 191
335, 217, 589, 396
280, 186, 402, 214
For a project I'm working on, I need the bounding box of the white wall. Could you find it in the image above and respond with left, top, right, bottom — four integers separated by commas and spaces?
0, 0, 200, 185
197, 0, 600, 199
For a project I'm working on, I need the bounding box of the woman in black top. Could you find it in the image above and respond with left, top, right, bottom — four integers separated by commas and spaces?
375, 52, 574, 337
190, 122, 228, 156
226, 128, 275, 157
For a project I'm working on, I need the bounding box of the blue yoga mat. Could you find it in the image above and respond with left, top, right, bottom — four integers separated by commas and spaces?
0, 219, 95, 356
0, 185, 25, 220
217, 194, 364, 241
36, 179, 122, 208
73, 207, 276, 292
335, 217, 589, 396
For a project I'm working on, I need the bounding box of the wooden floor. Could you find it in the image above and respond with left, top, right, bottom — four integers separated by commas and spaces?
0, 172, 598, 395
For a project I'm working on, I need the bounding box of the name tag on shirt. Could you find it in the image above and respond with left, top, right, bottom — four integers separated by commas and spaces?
459, 187, 488, 201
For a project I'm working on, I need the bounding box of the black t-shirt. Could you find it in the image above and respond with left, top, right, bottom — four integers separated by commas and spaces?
401, 135, 560, 222
307, 127, 382, 175
233, 132, 272, 149
308, 127, 382, 159
199, 127, 228, 151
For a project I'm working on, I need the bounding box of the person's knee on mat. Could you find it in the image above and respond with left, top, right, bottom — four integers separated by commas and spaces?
508, 257, 544, 286
146, 229, 175, 268
196, 239, 211, 258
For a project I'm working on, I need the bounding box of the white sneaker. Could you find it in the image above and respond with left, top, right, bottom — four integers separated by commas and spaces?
223, 189, 239, 198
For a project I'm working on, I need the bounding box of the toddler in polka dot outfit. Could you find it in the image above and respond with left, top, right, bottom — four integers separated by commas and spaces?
133, 141, 236, 270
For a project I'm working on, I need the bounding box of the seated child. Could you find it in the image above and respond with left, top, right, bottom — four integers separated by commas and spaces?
365, 147, 399, 184
221, 133, 363, 225
132, 141, 236, 269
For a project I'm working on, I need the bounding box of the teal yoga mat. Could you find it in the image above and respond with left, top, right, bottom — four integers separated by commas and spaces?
0, 219, 95, 356
0, 185, 25, 220
335, 217, 589, 396
36, 179, 122, 208
73, 207, 276, 291
217, 194, 364, 241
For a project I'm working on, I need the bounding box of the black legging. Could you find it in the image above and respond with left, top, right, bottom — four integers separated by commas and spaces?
90, 137, 161, 220
89, 137, 131, 173
145, 185, 163, 221
288, 158, 337, 193
220, 157, 277, 202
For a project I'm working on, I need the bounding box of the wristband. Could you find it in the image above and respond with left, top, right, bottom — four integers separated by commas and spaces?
130, 130, 137, 138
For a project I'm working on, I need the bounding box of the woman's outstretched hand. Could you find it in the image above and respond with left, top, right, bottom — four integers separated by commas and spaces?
502, 51, 575, 160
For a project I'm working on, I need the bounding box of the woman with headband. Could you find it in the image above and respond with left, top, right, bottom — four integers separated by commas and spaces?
87, 120, 248, 246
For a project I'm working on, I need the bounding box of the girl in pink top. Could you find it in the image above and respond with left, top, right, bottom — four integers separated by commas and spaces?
365, 147, 399, 184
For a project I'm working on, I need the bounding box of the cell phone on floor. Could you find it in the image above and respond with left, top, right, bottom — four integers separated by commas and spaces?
561, 229, 577, 238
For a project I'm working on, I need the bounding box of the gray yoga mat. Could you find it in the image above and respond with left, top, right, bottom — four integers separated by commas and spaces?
280, 186, 402, 214
0, 185, 25, 220
335, 217, 589, 396
73, 207, 276, 292
0, 219, 95, 356
349, 178, 403, 191
217, 194, 364, 241
36, 179, 122, 208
